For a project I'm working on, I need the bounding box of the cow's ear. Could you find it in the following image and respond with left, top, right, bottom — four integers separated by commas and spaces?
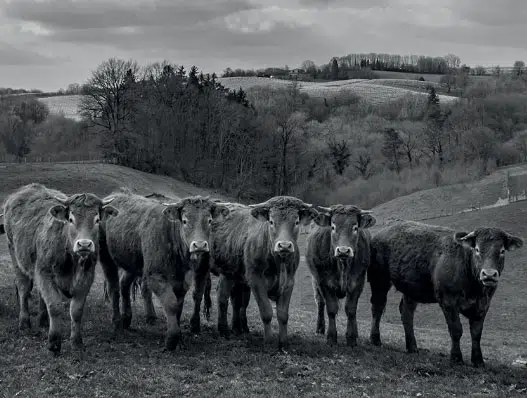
212, 205, 230, 220
314, 213, 331, 227
101, 205, 119, 220
163, 203, 183, 222
299, 208, 319, 226
505, 233, 523, 251
359, 213, 376, 229
49, 205, 68, 222
250, 206, 269, 222
455, 231, 476, 248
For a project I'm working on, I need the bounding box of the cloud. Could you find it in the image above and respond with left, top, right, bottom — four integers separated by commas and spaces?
0, 0, 526, 91
0, 41, 63, 66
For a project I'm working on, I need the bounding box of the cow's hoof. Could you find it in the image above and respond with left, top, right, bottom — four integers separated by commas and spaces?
407, 346, 418, 354
71, 338, 85, 352
47, 334, 62, 355
190, 320, 201, 335
19, 317, 31, 331
450, 354, 464, 365
346, 337, 357, 348
165, 333, 181, 351
472, 359, 485, 368
122, 315, 132, 330
218, 325, 230, 339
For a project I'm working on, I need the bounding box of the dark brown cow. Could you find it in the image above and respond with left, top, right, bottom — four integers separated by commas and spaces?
211, 196, 318, 349
368, 220, 523, 367
99, 190, 229, 350
2, 183, 118, 354
306, 205, 376, 346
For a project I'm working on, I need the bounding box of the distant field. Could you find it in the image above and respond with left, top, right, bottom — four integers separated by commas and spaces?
38, 95, 83, 121
217, 77, 459, 106
373, 70, 444, 83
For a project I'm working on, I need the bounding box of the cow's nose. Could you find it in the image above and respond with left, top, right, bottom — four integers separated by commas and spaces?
335, 246, 353, 257
481, 268, 499, 279
275, 241, 294, 252
190, 240, 209, 253
74, 239, 94, 252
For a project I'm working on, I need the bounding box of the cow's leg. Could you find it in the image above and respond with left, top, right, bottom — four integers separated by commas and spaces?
120, 271, 135, 329
469, 316, 486, 367
249, 275, 273, 346
190, 269, 208, 334
400, 295, 419, 353
345, 276, 366, 347
276, 285, 294, 350
9, 245, 33, 331
217, 274, 235, 337
37, 293, 49, 328
323, 288, 339, 345
240, 282, 251, 334
14, 267, 33, 331
313, 280, 325, 335
203, 272, 212, 322
69, 266, 96, 352
35, 270, 65, 354
369, 274, 391, 346
440, 304, 463, 364
99, 257, 122, 332
148, 275, 182, 350
231, 281, 247, 334
141, 280, 156, 325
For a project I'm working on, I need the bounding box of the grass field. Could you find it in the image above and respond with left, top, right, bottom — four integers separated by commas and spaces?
217, 77, 459, 106
0, 163, 526, 397
38, 95, 83, 121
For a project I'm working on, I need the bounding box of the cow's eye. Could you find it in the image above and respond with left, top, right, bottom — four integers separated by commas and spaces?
331, 225, 336, 231
269, 220, 274, 226
69, 217, 74, 224
182, 219, 188, 225
500, 248, 505, 255
352, 225, 358, 233
475, 247, 480, 255
208, 218, 212, 225
295, 219, 300, 226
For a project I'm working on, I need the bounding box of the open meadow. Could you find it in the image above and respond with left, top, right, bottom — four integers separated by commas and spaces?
0, 163, 526, 397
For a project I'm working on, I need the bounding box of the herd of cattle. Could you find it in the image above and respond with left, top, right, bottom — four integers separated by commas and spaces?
0, 183, 523, 368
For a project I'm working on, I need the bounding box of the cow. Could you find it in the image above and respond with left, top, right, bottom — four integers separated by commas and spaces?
306, 205, 376, 346
368, 220, 523, 367
211, 196, 318, 349
98, 189, 229, 350
108, 191, 215, 328
2, 183, 119, 354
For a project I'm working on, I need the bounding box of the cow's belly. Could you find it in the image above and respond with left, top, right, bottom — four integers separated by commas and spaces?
391, 267, 437, 303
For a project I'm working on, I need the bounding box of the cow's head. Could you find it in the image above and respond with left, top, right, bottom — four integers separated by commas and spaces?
455, 228, 523, 288
249, 196, 318, 259
49, 194, 119, 260
162, 196, 230, 260
314, 205, 376, 297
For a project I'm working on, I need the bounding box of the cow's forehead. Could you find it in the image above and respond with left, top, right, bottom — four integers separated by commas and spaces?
181, 203, 213, 217
475, 228, 507, 247
269, 206, 300, 220
332, 212, 359, 226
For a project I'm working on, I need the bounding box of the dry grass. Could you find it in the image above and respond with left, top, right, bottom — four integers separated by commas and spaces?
38, 95, 83, 121
217, 77, 459, 106
0, 163, 527, 397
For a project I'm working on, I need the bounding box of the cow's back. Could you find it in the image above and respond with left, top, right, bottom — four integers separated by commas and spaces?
211, 205, 255, 276
370, 221, 454, 303
102, 193, 162, 274
3, 184, 66, 275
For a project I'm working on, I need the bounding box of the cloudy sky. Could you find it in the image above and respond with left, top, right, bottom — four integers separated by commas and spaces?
0, 0, 526, 91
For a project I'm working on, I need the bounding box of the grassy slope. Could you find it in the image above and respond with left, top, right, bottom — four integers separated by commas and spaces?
370, 164, 527, 226
1, 163, 527, 397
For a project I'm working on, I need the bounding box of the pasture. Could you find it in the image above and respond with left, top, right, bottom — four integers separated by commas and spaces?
38, 95, 84, 122
0, 163, 526, 397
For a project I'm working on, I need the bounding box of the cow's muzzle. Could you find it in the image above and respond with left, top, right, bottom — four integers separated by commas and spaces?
274, 240, 294, 257
334, 246, 354, 259
74, 239, 95, 257
189, 240, 209, 253
480, 268, 499, 287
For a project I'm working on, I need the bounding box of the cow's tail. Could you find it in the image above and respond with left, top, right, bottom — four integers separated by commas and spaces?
279, 262, 288, 296
131, 276, 141, 302
103, 280, 110, 303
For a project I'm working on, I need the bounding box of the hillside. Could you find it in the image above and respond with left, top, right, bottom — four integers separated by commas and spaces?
370, 164, 527, 226
38, 95, 83, 121
0, 162, 527, 396
217, 77, 459, 106
0, 162, 231, 205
